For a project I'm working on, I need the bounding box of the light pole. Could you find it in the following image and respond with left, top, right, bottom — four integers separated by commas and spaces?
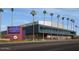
0, 8, 3, 39
43, 10, 47, 40
57, 15, 60, 40
50, 13, 53, 40
30, 10, 37, 41
11, 8, 14, 26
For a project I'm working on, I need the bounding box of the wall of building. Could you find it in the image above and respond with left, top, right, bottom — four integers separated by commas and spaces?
39, 25, 76, 36
38, 21, 64, 29
24, 24, 76, 40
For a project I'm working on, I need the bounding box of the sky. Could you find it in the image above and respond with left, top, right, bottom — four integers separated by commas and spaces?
1, 8, 79, 35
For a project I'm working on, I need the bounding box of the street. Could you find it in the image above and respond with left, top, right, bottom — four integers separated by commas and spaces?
0, 40, 79, 51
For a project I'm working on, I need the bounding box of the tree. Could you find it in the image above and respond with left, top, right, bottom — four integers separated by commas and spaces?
50, 13, 54, 39
67, 18, 69, 30
75, 25, 78, 34
62, 17, 65, 28
57, 15, 60, 28
70, 19, 73, 30
43, 10, 47, 40
11, 8, 14, 26
61, 17, 65, 39
30, 10, 37, 41
57, 15, 60, 40
0, 8, 3, 39
72, 19, 75, 31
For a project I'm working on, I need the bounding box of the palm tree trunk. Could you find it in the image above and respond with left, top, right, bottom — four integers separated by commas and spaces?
51, 16, 52, 40
57, 18, 59, 40
11, 11, 13, 26
71, 22, 72, 30
73, 22, 74, 31
75, 25, 77, 35
67, 20, 69, 30
62, 20, 64, 39
43, 14, 45, 40
0, 12, 2, 39
33, 16, 35, 41
76, 27, 77, 33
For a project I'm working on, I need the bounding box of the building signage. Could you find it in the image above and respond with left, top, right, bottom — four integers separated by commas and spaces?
8, 26, 20, 34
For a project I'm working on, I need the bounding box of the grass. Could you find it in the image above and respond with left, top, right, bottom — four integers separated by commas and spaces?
0, 39, 79, 44
0, 39, 54, 44
0, 40, 10, 42
0, 39, 45, 44
0, 40, 29, 43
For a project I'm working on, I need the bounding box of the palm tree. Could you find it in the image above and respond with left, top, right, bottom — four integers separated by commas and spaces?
50, 13, 53, 39
57, 15, 60, 28
61, 17, 65, 39
30, 10, 37, 41
62, 17, 65, 28
70, 19, 73, 30
75, 25, 78, 34
67, 18, 69, 30
57, 15, 60, 40
11, 8, 14, 26
0, 8, 3, 39
43, 10, 47, 40
72, 19, 75, 31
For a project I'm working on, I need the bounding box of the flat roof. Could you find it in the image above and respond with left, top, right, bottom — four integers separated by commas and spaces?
20, 21, 75, 32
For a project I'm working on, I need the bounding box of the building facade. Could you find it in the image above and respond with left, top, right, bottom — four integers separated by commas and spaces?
21, 21, 76, 40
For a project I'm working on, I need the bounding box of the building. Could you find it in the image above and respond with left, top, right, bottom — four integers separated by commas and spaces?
1, 21, 76, 40
21, 21, 76, 40
5, 21, 76, 40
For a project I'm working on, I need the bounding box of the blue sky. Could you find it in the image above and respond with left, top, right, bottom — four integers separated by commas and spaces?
1, 8, 79, 35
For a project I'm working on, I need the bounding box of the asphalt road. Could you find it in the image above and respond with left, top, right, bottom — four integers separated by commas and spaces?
0, 40, 79, 51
